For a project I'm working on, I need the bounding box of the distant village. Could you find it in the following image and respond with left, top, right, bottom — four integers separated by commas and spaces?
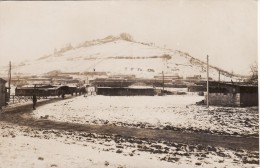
0, 67, 258, 109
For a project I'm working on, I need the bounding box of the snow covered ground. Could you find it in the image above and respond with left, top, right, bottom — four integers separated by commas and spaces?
0, 121, 258, 168
0, 94, 259, 167
32, 95, 258, 136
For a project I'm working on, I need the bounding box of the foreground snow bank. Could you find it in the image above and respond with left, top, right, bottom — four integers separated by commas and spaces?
33, 95, 258, 136
0, 122, 174, 168
0, 122, 258, 168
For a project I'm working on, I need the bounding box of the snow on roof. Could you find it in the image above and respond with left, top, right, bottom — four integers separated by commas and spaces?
210, 81, 258, 87
128, 85, 154, 89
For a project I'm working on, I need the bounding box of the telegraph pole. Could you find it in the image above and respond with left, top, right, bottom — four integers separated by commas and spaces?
206, 55, 209, 108
162, 71, 164, 95
8, 61, 11, 98
218, 70, 220, 82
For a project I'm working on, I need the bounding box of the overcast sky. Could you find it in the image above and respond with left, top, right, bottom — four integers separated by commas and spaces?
0, 0, 257, 75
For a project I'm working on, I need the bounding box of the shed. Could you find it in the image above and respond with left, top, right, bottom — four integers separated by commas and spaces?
205, 82, 258, 107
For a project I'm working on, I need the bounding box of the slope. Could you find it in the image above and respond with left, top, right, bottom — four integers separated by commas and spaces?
5, 34, 244, 81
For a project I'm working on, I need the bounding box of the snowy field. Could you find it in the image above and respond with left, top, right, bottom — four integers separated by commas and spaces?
0, 121, 258, 168
0, 95, 259, 168
33, 95, 259, 136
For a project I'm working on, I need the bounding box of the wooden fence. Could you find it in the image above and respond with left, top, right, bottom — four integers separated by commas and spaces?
9, 95, 48, 104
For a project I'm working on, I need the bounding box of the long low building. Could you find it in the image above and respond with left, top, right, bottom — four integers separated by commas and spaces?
95, 80, 161, 96
205, 82, 258, 107
96, 86, 159, 96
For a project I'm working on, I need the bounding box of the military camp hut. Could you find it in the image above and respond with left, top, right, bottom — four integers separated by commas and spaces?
205, 82, 258, 107
93, 78, 159, 96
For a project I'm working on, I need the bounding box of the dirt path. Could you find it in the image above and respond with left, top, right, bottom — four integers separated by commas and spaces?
0, 97, 258, 152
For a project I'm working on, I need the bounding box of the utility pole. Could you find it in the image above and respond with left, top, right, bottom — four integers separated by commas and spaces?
8, 61, 11, 98
207, 55, 209, 108
218, 70, 220, 82
162, 71, 164, 95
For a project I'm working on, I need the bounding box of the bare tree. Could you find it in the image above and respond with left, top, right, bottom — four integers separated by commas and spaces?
249, 61, 258, 83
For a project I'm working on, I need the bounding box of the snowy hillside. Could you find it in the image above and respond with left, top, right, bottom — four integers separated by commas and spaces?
5, 34, 244, 81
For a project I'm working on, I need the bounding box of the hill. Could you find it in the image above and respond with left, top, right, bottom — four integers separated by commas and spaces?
1, 33, 245, 81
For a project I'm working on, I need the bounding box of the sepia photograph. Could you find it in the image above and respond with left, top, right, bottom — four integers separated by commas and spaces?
0, 0, 258, 167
